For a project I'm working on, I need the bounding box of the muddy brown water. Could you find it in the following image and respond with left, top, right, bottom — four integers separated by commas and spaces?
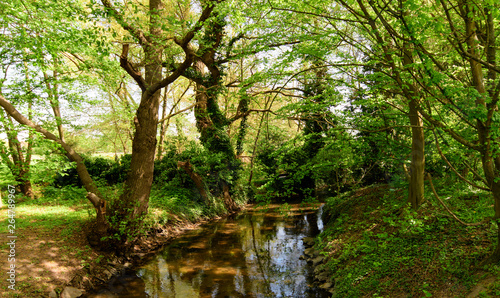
89, 203, 330, 298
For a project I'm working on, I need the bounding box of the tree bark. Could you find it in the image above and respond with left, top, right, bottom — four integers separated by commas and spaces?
401, 6, 425, 209
117, 4, 164, 220
191, 60, 240, 211
0, 110, 34, 199
101, 0, 216, 228
177, 160, 210, 205
408, 99, 425, 209
157, 88, 169, 160
463, 2, 500, 263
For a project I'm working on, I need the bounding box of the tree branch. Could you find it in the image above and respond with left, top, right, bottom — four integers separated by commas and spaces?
427, 173, 492, 226
119, 44, 147, 92
157, 102, 198, 124
230, 109, 276, 122
101, 0, 149, 45
431, 129, 490, 191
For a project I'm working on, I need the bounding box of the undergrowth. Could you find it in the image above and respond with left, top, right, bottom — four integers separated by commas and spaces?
318, 177, 498, 297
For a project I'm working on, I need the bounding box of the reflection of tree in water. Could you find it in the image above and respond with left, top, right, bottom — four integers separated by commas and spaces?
133, 205, 328, 297
246, 210, 316, 297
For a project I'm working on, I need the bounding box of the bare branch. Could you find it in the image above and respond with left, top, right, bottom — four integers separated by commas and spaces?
119, 44, 147, 91
157, 102, 198, 124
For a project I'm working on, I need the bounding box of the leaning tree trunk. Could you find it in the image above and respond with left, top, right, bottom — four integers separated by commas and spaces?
177, 160, 210, 205
0, 94, 109, 235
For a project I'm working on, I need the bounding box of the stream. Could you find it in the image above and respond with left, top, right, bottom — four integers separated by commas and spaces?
90, 203, 330, 297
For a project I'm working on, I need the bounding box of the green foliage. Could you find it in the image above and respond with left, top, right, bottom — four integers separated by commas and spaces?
53, 154, 131, 187
319, 181, 495, 297
0, 161, 15, 188
154, 139, 243, 203
42, 185, 87, 202
256, 128, 360, 201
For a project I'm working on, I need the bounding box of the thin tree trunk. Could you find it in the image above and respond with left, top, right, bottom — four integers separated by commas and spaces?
464, 4, 500, 263
402, 15, 425, 209
408, 99, 425, 209
0, 94, 109, 234
157, 88, 169, 160
44, 69, 65, 142
177, 160, 210, 205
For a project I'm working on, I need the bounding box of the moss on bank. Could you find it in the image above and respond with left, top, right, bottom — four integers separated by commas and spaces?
316, 180, 500, 297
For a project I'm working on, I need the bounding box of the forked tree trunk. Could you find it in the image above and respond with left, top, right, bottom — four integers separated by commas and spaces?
114, 0, 163, 222
100, 0, 216, 230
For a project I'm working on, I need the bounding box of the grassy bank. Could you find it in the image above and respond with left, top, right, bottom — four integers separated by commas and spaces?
0, 184, 239, 297
316, 178, 500, 297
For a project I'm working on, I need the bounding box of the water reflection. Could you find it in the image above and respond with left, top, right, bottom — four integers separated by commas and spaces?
92, 203, 330, 298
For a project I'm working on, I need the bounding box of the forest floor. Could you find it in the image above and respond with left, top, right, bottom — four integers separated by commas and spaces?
317, 181, 500, 297
0, 185, 225, 298
0, 191, 100, 297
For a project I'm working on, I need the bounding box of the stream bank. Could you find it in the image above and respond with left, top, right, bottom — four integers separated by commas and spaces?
80, 202, 330, 297
62, 210, 241, 298
314, 183, 500, 297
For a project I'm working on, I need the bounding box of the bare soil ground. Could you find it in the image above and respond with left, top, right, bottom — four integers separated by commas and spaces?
0, 205, 219, 298
0, 225, 97, 297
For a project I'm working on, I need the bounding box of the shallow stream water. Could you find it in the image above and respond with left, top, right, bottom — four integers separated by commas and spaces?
90, 203, 330, 298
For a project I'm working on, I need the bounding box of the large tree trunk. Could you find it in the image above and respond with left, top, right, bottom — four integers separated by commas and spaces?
116, 0, 163, 221
117, 92, 160, 220
18, 169, 34, 199
118, 69, 162, 217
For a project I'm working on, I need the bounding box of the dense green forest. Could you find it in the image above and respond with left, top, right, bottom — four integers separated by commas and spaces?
2, 0, 500, 296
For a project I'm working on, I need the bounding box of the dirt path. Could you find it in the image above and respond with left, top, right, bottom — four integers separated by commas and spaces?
1, 226, 97, 297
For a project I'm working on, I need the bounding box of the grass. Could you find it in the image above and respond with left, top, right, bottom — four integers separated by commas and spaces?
318, 177, 499, 297
0, 185, 93, 237
147, 184, 229, 223
0, 185, 100, 298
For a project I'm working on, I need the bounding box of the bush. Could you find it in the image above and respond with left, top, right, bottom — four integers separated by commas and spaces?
53, 154, 131, 187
